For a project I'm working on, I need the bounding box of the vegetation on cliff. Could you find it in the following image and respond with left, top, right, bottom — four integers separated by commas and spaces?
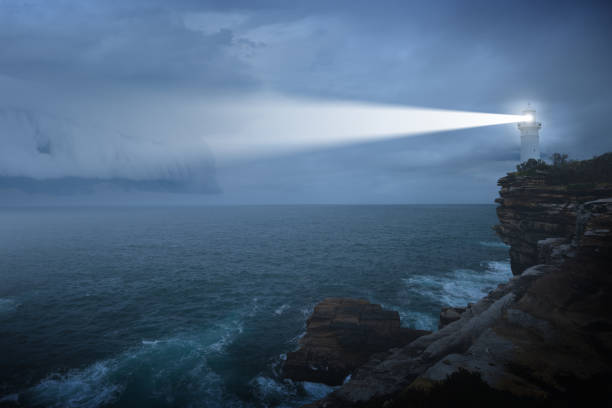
512, 152, 612, 185
495, 153, 612, 275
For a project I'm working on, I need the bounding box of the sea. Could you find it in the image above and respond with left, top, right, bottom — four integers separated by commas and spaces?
0, 205, 511, 408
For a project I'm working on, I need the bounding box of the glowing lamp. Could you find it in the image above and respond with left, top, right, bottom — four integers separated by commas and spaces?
522, 113, 534, 122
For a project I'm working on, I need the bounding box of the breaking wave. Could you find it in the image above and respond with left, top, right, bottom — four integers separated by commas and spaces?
274, 304, 290, 316
25, 318, 246, 408
403, 260, 512, 307
21, 294, 332, 408
479, 241, 510, 248
399, 310, 439, 332
250, 375, 336, 407
401, 260, 512, 330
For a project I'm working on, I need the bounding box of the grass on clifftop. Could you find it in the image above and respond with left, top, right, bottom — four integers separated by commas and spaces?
511, 152, 612, 185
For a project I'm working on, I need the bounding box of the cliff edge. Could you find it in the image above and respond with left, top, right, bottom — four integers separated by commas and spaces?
493, 154, 612, 274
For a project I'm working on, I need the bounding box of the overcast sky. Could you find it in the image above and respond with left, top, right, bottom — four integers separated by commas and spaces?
1, 0, 611, 204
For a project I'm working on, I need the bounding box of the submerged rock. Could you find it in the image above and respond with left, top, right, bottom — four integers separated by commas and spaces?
282, 298, 429, 385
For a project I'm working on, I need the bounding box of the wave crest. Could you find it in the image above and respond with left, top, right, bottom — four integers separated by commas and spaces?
402, 260, 512, 330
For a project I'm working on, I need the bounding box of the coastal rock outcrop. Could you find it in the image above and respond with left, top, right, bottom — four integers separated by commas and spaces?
306, 258, 612, 407
304, 154, 612, 407
282, 298, 429, 385
493, 172, 612, 275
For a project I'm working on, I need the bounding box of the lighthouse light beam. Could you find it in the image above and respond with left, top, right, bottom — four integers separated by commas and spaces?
198, 96, 530, 161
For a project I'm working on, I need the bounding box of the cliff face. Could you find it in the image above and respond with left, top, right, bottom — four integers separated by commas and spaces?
494, 174, 612, 275
302, 162, 612, 408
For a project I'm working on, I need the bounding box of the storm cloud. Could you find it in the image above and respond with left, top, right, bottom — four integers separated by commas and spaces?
1, 0, 611, 203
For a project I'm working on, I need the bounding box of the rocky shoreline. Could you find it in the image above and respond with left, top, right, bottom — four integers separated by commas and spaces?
284, 156, 612, 407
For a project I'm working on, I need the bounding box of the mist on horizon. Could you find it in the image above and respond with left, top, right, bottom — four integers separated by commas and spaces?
1, 0, 611, 205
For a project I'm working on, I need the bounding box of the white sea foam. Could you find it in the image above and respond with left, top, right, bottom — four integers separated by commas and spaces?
399, 310, 439, 331
301, 304, 315, 319
288, 331, 306, 346
402, 260, 512, 328
251, 375, 336, 408
252, 375, 288, 399
479, 241, 510, 248
27, 315, 249, 408
250, 345, 337, 407
302, 382, 336, 400
29, 338, 230, 408
375, 301, 438, 331
31, 361, 123, 408
284, 303, 315, 344
206, 319, 244, 353
274, 304, 290, 315
486, 260, 512, 274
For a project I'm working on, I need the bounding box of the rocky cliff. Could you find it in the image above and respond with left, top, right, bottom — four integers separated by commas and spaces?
296, 154, 612, 407
494, 173, 612, 274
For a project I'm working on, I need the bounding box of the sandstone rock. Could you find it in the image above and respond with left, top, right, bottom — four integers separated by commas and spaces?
307, 258, 612, 407
494, 174, 612, 274
306, 268, 552, 407
537, 236, 574, 265
577, 198, 612, 255
282, 298, 428, 385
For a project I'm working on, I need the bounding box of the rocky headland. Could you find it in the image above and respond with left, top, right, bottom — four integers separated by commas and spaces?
284, 153, 612, 407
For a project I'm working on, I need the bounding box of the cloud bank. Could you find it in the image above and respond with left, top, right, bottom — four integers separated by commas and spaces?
1, 0, 611, 203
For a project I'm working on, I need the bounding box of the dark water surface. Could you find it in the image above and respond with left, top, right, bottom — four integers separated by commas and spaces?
0, 205, 510, 407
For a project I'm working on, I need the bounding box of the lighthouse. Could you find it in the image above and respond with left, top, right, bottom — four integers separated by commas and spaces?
518, 105, 542, 162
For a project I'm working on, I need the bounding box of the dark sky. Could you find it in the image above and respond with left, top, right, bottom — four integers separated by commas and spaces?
1, 0, 611, 204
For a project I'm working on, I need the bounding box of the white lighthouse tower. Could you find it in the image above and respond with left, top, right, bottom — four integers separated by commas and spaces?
518, 105, 542, 162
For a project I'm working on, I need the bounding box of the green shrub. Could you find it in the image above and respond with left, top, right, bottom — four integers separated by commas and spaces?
515, 158, 551, 175
514, 152, 612, 184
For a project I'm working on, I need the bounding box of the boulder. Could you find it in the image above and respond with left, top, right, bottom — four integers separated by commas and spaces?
438, 306, 466, 329
282, 298, 429, 385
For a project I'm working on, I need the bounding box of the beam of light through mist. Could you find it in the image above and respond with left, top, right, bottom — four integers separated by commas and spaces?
199, 95, 528, 162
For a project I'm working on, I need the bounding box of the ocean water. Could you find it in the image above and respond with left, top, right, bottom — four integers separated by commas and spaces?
0, 205, 511, 407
